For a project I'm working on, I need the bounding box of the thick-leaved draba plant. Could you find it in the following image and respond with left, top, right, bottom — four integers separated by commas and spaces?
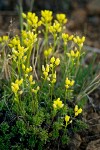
0, 10, 100, 150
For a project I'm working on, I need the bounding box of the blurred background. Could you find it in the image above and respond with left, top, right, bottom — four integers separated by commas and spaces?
0, 0, 100, 49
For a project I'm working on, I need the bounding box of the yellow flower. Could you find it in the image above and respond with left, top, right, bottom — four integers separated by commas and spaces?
19, 90, 23, 95
15, 79, 23, 85
22, 13, 26, 18
44, 50, 48, 57
23, 12, 41, 30
49, 21, 61, 34
29, 66, 32, 71
29, 75, 33, 83
50, 57, 55, 63
43, 71, 48, 78
73, 36, 85, 48
23, 56, 27, 62
78, 108, 82, 114
51, 72, 56, 84
42, 65, 45, 72
65, 85, 69, 89
67, 50, 80, 58
25, 74, 28, 78
56, 14, 67, 24
11, 79, 23, 94
75, 112, 78, 117
41, 10, 53, 24
55, 58, 60, 66
36, 86, 40, 91
74, 105, 82, 117
74, 105, 78, 112
46, 64, 49, 72
26, 68, 30, 73
65, 115, 70, 122
32, 86, 39, 94
53, 103, 57, 109
75, 51, 80, 57
62, 33, 74, 45
65, 115, 72, 126
22, 64, 25, 70
65, 78, 70, 85
44, 48, 52, 58
42, 64, 50, 79
70, 50, 75, 57
53, 98, 64, 109
51, 79, 56, 84
0, 36, 9, 46
65, 77, 74, 89
57, 100, 64, 108
62, 33, 69, 40
68, 35, 74, 40
53, 72, 56, 79
70, 80, 75, 86
50, 64, 53, 68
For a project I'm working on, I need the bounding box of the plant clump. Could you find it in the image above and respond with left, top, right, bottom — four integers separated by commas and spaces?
0, 10, 100, 150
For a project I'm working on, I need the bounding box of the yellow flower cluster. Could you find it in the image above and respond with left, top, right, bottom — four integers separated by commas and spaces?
74, 105, 82, 117
67, 50, 80, 58
9, 36, 28, 62
22, 12, 42, 31
22, 65, 32, 77
26, 72, 39, 94
42, 57, 60, 83
0, 35, 9, 45
9, 36, 20, 48
65, 77, 74, 89
73, 36, 85, 48
22, 65, 39, 94
11, 79, 23, 94
31, 86, 40, 94
41, 10, 53, 25
49, 21, 61, 35
44, 48, 52, 58
50, 71, 56, 84
56, 14, 67, 24
65, 115, 72, 126
50, 57, 60, 66
53, 98, 64, 109
12, 44, 28, 61
62, 33, 74, 45
42, 64, 50, 79
21, 30, 37, 47
42, 64, 56, 83
29, 75, 35, 85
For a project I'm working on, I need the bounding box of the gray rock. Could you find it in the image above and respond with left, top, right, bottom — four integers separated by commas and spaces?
86, 139, 100, 150
68, 134, 82, 150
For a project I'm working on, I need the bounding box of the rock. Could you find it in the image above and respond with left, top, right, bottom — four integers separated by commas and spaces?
86, 139, 100, 150
87, 113, 100, 134
67, 9, 87, 29
87, 0, 100, 15
68, 134, 82, 150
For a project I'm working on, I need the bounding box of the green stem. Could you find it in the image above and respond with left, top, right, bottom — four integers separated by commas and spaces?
35, 93, 38, 113
29, 0, 34, 12
51, 66, 54, 101
26, 46, 32, 67
18, 0, 23, 32
53, 34, 57, 53
44, 24, 48, 49
51, 83, 54, 101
